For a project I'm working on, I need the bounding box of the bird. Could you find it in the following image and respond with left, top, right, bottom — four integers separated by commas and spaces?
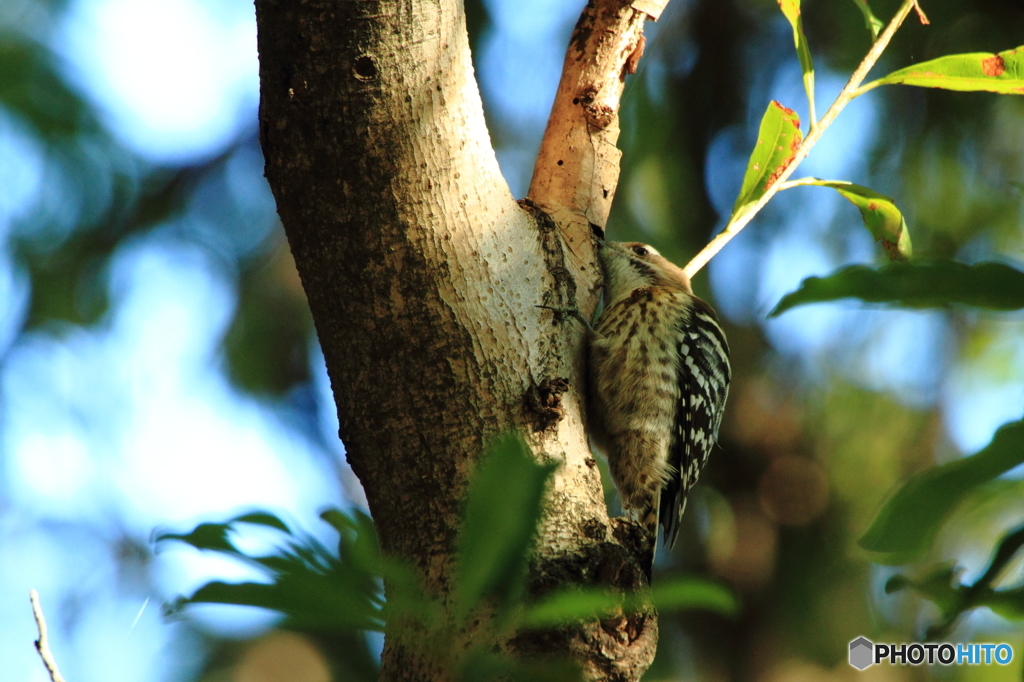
587, 240, 731, 567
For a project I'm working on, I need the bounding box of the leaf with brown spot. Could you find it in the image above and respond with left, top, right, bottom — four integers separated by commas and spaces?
731, 101, 803, 221
784, 179, 911, 260
865, 46, 1024, 95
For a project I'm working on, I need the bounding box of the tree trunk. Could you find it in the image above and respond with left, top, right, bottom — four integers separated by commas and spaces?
254, 0, 663, 679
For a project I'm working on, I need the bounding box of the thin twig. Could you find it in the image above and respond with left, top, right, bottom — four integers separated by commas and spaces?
776, 177, 832, 191
682, 0, 919, 280
30, 590, 68, 682
911, 1, 930, 26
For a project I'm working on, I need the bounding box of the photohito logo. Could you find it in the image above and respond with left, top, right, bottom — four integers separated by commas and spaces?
849, 637, 1014, 670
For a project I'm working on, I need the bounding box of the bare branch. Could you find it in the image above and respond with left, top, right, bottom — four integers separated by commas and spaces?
30, 590, 68, 682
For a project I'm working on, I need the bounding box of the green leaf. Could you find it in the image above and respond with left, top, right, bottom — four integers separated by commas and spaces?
769, 261, 1024, 316
849, 0, 883, 40
885, 565, 965, 631
0, 38, 98, 139
522, 588, 623, 627
455, 433, 558, 620
155, 511, 294, 547
233, 511, 292, 533
732, 101, 803, 220
20, 232, 111, 328
322, 508, 383, 575
648, 577, 739, 615
832, 184, 911, 260
971, 524, 1024, 593
224, 254, 314, 395
522, 576, 736, 628
156, 522, 241, 554
183, 577, 386, 632
160, 507, 400, 636
155, 511, 298, 559
777, 0, 816, 120
867, 46, 1024, 95
858, 419, 1024, 562
985, 588, 1024, 621
786, 180, 910, 260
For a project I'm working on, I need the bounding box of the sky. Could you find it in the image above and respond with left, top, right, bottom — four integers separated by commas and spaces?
2, 0, 1022, 680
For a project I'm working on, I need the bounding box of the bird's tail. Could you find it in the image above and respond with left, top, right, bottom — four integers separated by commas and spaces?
638, 495, 660, 581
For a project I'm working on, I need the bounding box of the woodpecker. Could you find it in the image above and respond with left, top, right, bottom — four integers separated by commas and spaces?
588, 241, 731, 560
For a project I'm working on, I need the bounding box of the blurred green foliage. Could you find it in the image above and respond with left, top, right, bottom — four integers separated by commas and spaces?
771, 260, 1024, 314
160, 435, 735, 680
886, 523, 1024, 639
689, 0, 1024, 656
860, 418, 1024, 560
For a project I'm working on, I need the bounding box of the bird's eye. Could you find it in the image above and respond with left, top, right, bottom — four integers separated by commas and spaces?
631, 245, 649, 257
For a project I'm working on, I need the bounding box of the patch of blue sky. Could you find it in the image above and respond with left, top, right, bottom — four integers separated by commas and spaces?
3, 328, 122, 520
55, 0, 258, 163
703, 125, 752, 221
0, 249, 28, 358
852, 308, 953, 408
936, 237, 1024, 453
69, 594, 185, 682
0, 110, 44, 230
174, 145, 280, 264
477, 0, 582, 196
104, 235, 338, 528
478, 0, 579, 122
943, 325, 1024, 454
706, 221, 761, 323
310, 344, 339, 444
758, 266, 953, 408
758, 231, 848, 356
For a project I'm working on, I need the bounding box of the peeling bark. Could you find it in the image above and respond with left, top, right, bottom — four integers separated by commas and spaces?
528, 0, 668, 245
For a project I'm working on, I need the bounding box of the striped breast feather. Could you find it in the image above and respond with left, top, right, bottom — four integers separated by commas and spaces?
659, 297, 731, 549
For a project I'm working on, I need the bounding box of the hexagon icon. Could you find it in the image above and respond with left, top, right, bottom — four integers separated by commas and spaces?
849, 637, 874, 670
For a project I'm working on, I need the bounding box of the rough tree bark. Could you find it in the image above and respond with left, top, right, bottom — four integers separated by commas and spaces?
254, 0, 666, 679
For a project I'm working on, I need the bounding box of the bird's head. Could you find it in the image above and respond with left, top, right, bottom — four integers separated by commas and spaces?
597, 241, 693, 304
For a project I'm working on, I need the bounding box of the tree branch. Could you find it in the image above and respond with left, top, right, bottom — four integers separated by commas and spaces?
528, 0, 669, 249
254, 0, 659, 677
682, 0, 920, 280
30, 590, 67, 682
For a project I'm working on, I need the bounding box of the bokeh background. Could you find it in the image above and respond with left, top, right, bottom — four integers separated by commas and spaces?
2, 0, 1023, 680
